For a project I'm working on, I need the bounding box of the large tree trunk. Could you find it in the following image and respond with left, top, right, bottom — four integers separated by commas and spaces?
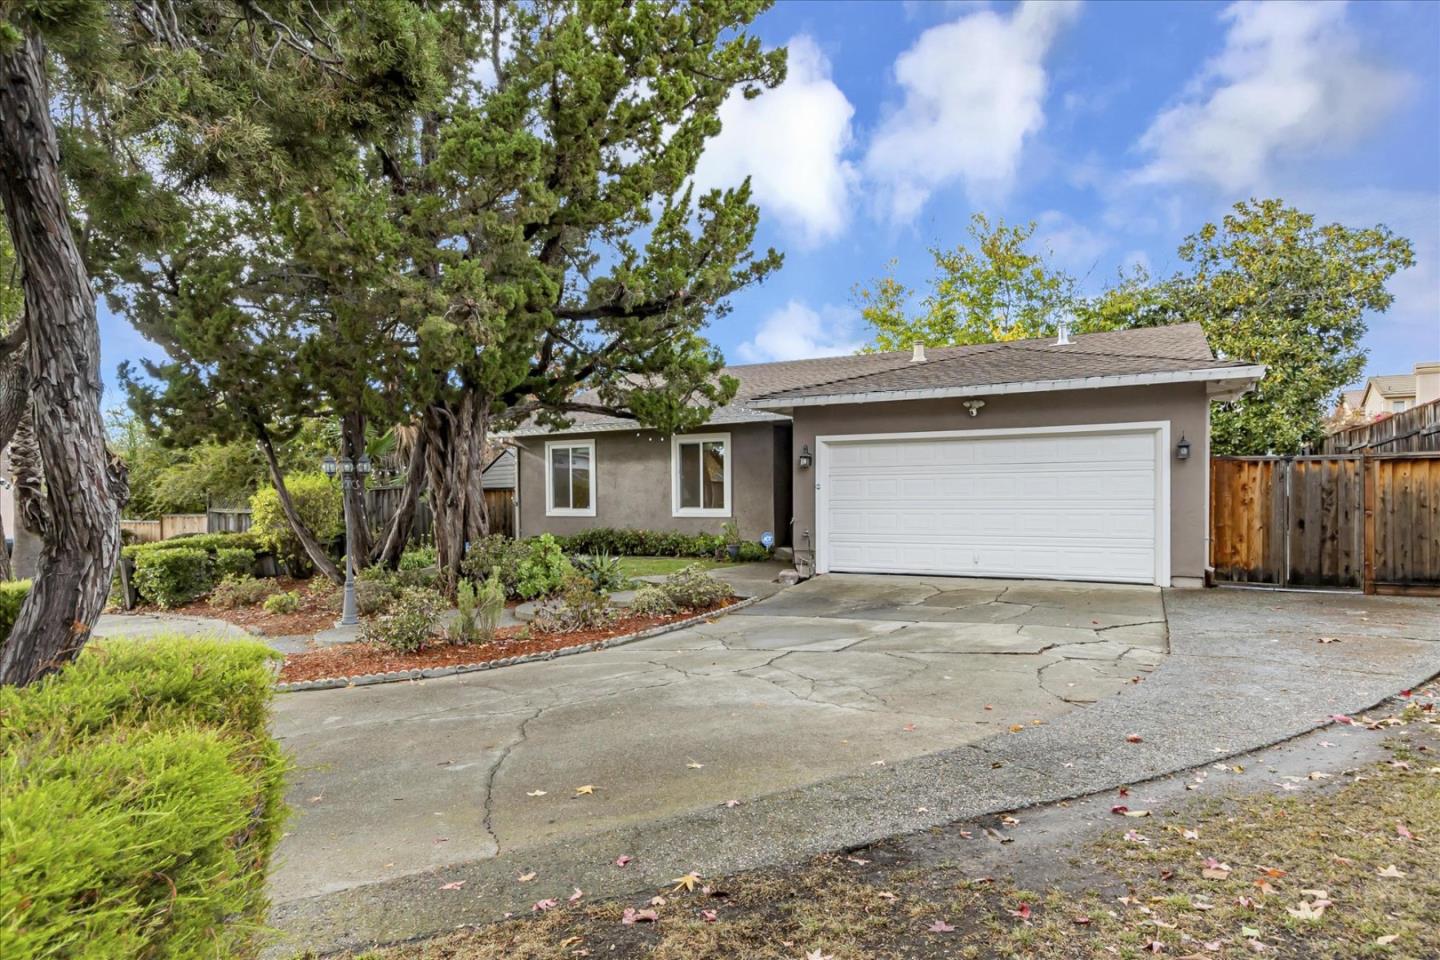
0, 33, 127, 685
371, 427, 427, 570
256, 428, 344, 583
423, 391, 490, 587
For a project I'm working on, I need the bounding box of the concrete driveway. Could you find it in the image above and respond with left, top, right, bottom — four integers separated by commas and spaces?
269, 574, 1166, 903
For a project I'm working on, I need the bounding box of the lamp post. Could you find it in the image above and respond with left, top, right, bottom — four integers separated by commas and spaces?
322, 452, 372, 626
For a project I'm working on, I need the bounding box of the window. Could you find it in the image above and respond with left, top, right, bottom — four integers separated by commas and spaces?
1392, 399, 1409, 413
671, 433, 731, 517
545, 440, 596, 517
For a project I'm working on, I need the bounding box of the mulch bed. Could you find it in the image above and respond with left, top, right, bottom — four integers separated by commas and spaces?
120, 578, 340, 636
277, 598, 740, 684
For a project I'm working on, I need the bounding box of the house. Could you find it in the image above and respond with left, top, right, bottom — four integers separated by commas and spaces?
512, 322, 1264, 588
1339, 363, 1440, 419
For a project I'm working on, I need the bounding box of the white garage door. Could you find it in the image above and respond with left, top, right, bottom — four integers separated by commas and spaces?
818, 426, 1166, 585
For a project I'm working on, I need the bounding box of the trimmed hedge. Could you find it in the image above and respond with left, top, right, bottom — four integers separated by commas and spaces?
213, 547, 257, 580
121, 531, 263, 561
0, 579, 31, 649
130, 547, 213, 608
0, 637, 287, 959
555, 528, 726, 558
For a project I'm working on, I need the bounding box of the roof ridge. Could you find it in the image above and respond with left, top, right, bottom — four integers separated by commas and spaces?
746, 341, 1012, 397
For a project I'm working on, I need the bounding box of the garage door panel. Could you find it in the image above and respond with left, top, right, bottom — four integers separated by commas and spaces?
821, 429, 1162, 585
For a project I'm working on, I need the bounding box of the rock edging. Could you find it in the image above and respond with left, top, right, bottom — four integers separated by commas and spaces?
275, 594, 762, 693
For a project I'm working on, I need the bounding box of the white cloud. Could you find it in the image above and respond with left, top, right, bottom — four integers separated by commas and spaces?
1033, 209, 1110, 278
863, 1, 1082, 222
735, 300, 865, 363
693, 35, 857, 246
1135, 1, 1412, 191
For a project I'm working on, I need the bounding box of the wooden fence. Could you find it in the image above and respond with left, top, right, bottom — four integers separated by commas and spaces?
1320, 399, 1440, 454
120, 514, 207, 542
1211, 454, 1440, 595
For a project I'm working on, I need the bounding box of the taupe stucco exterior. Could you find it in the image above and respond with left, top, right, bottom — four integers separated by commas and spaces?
782, 382, 1212, 581
516, 423, 783, 542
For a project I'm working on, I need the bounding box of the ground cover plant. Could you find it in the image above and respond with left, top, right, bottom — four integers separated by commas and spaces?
1, 636, 287, 958
322, 692, 1438, 960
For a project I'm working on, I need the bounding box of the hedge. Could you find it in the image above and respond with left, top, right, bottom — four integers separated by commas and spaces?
0, 579, 31, 649
121, 531, 263, 561
0, 637, 288, 959
555, 528, 727, 558
130, 547, 213, 608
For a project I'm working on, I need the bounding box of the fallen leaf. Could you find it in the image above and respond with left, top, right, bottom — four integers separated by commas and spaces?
614, 855, 633, 867
1072, 915, 1092, 925
927, 919, 956, 933
1124, 810, 1152, 818
532, 898, 558, 912
671, 872, 702, 892
701, 909, 717, 922
805, 951, 833, 960
902, 723, 917, 732
1124, 830, 1150, 844
1286, 900, 1326, 920
845, 856, 871, 866
1375, 934, 1399, 945
1396, 823, 1413, 841
1126, 733, 1144, 743
526, 789, 547, 797
439, 880, 465, 891
621, 907, 657, 925
1143, 940, 1164, 954
1009, 723, 1025, 733
1183, 829, 1200, 841
724, 799, 742, 808
574, 785, 595, 796
686, 761, 704, 769
1009, 902, 1032, 920
1201, 859, 1231, 880
650, 895, 667, 906
1001, 815, 1020, 826
517, 871, 537, 883
1111, 804, 1130, 815
1315, 636, 1341, 644
1377, 864, 1407, 878
568, 888, 584, 903
1241, 926, 1260, 938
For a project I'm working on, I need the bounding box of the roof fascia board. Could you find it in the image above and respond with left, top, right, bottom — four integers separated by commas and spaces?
750, 365, 1268, 410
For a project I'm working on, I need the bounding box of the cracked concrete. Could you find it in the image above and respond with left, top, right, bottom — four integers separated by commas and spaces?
268, 576, 1166, 905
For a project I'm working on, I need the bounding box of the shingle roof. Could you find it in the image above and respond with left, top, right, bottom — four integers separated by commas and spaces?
1366, 374, 1417, 398
512, 322, 1257, 435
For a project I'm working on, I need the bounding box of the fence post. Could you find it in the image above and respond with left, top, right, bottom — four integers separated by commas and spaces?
1362, 453, 1375, 595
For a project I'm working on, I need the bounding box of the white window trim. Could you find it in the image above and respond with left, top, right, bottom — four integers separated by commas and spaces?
670, 432, 732, 518
544, 439, 597, 518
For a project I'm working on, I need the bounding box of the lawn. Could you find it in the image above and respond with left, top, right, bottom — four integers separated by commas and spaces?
616, 556, 725, 578
320, 692, 1439, 960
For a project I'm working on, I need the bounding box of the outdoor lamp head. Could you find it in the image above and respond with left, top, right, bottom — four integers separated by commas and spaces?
321, 454, 338, 477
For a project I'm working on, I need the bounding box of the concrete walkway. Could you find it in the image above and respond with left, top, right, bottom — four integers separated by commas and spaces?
267, 583, 1439, 956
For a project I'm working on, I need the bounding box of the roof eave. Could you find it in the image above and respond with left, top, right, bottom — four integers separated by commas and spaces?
750, 365, 1268, 410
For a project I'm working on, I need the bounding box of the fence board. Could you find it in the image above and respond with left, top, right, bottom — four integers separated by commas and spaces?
1321, 399, 1440, 454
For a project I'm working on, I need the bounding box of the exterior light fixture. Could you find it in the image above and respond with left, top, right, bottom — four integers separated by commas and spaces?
962, 399, 986, 417
323, 451, 373, 627
1176, 435, 1191, 460
798, 444, 813, 469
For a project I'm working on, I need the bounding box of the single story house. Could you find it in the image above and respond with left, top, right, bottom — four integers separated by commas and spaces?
512, 323, 1264, 587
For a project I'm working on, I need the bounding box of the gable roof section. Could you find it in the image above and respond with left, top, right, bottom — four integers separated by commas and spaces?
1365, 374, 1417, 400
512, 323, 1263, 435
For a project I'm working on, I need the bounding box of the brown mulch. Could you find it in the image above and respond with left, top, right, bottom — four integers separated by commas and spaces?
277, 598, 740, 684
120, 577, 340, 637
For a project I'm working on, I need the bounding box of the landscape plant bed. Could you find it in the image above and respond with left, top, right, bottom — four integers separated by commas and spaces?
277, 597, 745, 686
116, 577, 339, 637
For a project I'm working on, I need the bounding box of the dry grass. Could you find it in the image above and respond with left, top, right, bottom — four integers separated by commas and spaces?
324, 706, 1440, 960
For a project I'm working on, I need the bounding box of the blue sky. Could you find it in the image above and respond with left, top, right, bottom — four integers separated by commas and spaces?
99, 0, 1440, 401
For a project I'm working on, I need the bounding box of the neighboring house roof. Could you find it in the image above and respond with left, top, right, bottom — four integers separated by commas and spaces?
513, 322, 1263, 435
1364, 374, 1417, 400
1339, 389, 1364, 409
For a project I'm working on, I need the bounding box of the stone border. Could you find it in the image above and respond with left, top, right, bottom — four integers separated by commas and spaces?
275, 593, 764, 693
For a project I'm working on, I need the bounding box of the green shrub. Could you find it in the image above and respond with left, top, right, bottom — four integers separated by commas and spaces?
531, 574, 615, 634
361, 586, 444, 652
209, 575, 274, 610
121, 531, 262, 561
631, 564, 734, 617
0, 637, 286, 959
356, 566, 404, 615
262, 590, 301, 614
734, 541, 772, 562
212, 546, 257, 580
131, 547, 213, 608
475, 572, 506, 643
249, 473, 342, 573
399, 544, 437, 570
571, 550, 628, 592
515, 534, 573, 599
556, 528, 724, 558
0, 579, 31, 648
461, 534, 528, 595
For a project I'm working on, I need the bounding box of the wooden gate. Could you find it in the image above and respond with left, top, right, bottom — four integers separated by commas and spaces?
1211, 454, 1440, 594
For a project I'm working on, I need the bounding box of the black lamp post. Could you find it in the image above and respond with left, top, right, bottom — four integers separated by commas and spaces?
322, 452, 372, 626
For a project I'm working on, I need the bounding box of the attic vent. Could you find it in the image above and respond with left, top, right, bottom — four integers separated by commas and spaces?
1056, 317, 1072, 346
910, 342, 926, 363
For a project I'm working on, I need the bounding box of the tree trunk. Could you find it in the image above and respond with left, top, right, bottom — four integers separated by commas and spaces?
423, 391, 490, 587
340, 408, 373, 564
256, 428, 345, 583
371, 427, 427, 569
0, 33, 127, 685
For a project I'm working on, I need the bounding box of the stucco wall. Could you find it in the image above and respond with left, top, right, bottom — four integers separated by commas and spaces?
516, 423, 780, 541
784, 382, 1213, 582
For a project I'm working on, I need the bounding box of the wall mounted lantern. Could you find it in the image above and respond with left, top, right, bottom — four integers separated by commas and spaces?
798, 444, 813, 469
1176, 435, 1191, 461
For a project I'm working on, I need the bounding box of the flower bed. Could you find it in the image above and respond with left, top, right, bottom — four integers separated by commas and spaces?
277, 597, 744, 686
120, 577, 340, 636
